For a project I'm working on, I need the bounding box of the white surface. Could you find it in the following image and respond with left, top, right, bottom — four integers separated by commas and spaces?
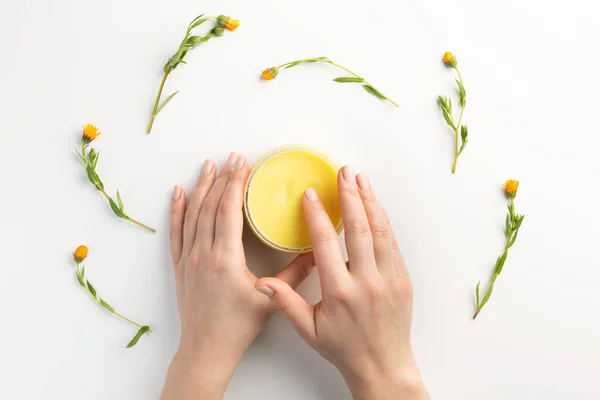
1, 0, 599, 399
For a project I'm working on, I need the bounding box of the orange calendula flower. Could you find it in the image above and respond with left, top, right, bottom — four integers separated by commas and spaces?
217, 15, 239, 31
82, 124, 101, 144
505, 179, 519, 198
261, 67, 279, 80
73, 245, 88, 263
443, 51, 457, 68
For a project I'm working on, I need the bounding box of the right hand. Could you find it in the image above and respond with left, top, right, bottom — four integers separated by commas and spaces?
255, 165, 428, 400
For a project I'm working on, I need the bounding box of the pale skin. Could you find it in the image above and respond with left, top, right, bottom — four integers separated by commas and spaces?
161, 152, 429, 400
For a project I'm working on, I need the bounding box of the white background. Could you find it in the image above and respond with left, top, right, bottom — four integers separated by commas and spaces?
1, 0, 599, 399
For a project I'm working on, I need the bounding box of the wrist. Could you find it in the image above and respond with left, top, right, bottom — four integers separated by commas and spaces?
341, 358, 428, 400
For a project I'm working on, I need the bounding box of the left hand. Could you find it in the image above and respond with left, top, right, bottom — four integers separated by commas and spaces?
162, 152, 315, 399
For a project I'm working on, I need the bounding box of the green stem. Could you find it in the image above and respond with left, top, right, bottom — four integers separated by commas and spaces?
76, 263, 152, 332
278, 57, 399, 107
127, 217, 157, 233
451, 68, 465, 174
147, 66, 172, 134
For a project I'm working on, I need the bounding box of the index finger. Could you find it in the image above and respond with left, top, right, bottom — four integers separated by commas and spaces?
303, 188, 349, 288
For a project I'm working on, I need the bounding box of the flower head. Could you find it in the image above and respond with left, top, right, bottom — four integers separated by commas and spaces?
217, 15, 239, 31
82, 124, 101, 144
261, 67, 279, 80
73, 245, 88, 263
443, 51, 457, 68
505, 179, 519, 198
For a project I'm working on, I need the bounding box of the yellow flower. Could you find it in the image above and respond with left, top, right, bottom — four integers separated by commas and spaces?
261, 67, 279, 80
217, 15, 239, 31
505, 179, 519, 197
443, 51, 457, 68
82, 124, 101, 144
73, 245, 88, 263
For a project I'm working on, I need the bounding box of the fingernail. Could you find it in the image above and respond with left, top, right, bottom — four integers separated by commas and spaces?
305, 188, 318, 201
342, 165, 356, 183
356, 173, 370, 190
235, 156, 245, 170
227, 152, 238, 166
201, 159, 213, 175
172, 185, 181, 200
256, 286, 275, 297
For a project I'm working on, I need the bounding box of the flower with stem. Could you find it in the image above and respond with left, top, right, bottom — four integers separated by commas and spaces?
146, 14, 239, 134
75, 124, 156, 233
260, 56, 399, 107
438, 52, 468, 173
473, 180, 525, 319
72, 245, 152, 347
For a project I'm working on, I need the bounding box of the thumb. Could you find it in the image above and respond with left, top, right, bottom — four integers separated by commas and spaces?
255, 277, 316, 343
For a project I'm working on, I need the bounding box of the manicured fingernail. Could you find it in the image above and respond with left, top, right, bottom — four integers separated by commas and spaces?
342, 165, 356, 183
201, 159, 213, 175
172, 185, 182, 200
235, 156, 245, 170
356, 173, 370, 190
305, 188, 318, 201
227, 152, 237, 166
256, 286, 275, 297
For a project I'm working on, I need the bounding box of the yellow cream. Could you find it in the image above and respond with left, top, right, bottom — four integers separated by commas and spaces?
245, 146, 342, 252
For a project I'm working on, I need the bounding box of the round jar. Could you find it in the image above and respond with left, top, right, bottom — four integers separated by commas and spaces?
244, 145, 343, 253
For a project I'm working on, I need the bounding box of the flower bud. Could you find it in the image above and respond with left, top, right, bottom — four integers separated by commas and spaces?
443, 51, 457, 68
211, 26, 225, 37
73, 245, 88, 263
504, 179, 519, 198
261, 67, 279, 80
217, 15, 239, 31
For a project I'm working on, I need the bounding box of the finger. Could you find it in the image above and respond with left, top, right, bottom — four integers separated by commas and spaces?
356, 173, 394, 275
275, 253, 315, 290
303, 188, 349, 289
213, 155, 249, 251
255, 277, 317, 343
383, 208, 410, 279
182, 159, 216, 253
338, 166, 376, 274
169, 185, 187, 266
195, 152, 238, 250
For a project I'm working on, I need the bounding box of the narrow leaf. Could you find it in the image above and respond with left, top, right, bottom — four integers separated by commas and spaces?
475, 281, 481, 308
284, 61, 302, 69
116, 190, 124, 211
76, 272, 85, 287
460, 125, 468, 141
81, 266, 85, 279
508, 229, 520, 248
87, 281, 97, 298
154, 91, 179, 116
480, 281, 494, 308
362, 85, 386, 100
126, 326, 150, 348
100, 299, 115, 313
456, 78, 467, 108
333, 77, 364, 83
188, 14, 206, 30
109, 198, 126, 219
442, 110, 455, 129
505, 214, 511, 235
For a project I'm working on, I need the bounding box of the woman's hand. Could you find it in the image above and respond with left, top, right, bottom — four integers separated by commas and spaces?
161, 153, 315, 400
255, 166, 429, 400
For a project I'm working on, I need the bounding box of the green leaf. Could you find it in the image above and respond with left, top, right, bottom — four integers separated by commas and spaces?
81, 266, 85, 279
116, 190, 124, 211
76, 272, 85, 288
284, 61, 302, 69
109, 198, 126, 219
456, 78, 467, 108
154, 91, 179, 116
441, 109, 455, 129
480, 281, 494, 308
100, 299, 115, 313
126, 326, 150, 348
505, 214, 511, 235
188, 14, 206, 30
458, 125, 468, 154
494, 252, 508, 275
333, 77, 364, 83
87, 281, 97, 298
475, 281, 481, 308
362, 85, 386, 100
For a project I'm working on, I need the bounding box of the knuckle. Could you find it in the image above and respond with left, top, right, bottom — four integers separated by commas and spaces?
370, 222, 390, 239
348, 220, 370, 235
277, 296, 292, 313
365, 283, 383, 301
217, 199, 236, 216
333, 287, 352, 305
184, 207, 200, 222
342, 187, 361, 198
200, 195, 220, 213
296, 263, 312, 283
316, 227, 336, 242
